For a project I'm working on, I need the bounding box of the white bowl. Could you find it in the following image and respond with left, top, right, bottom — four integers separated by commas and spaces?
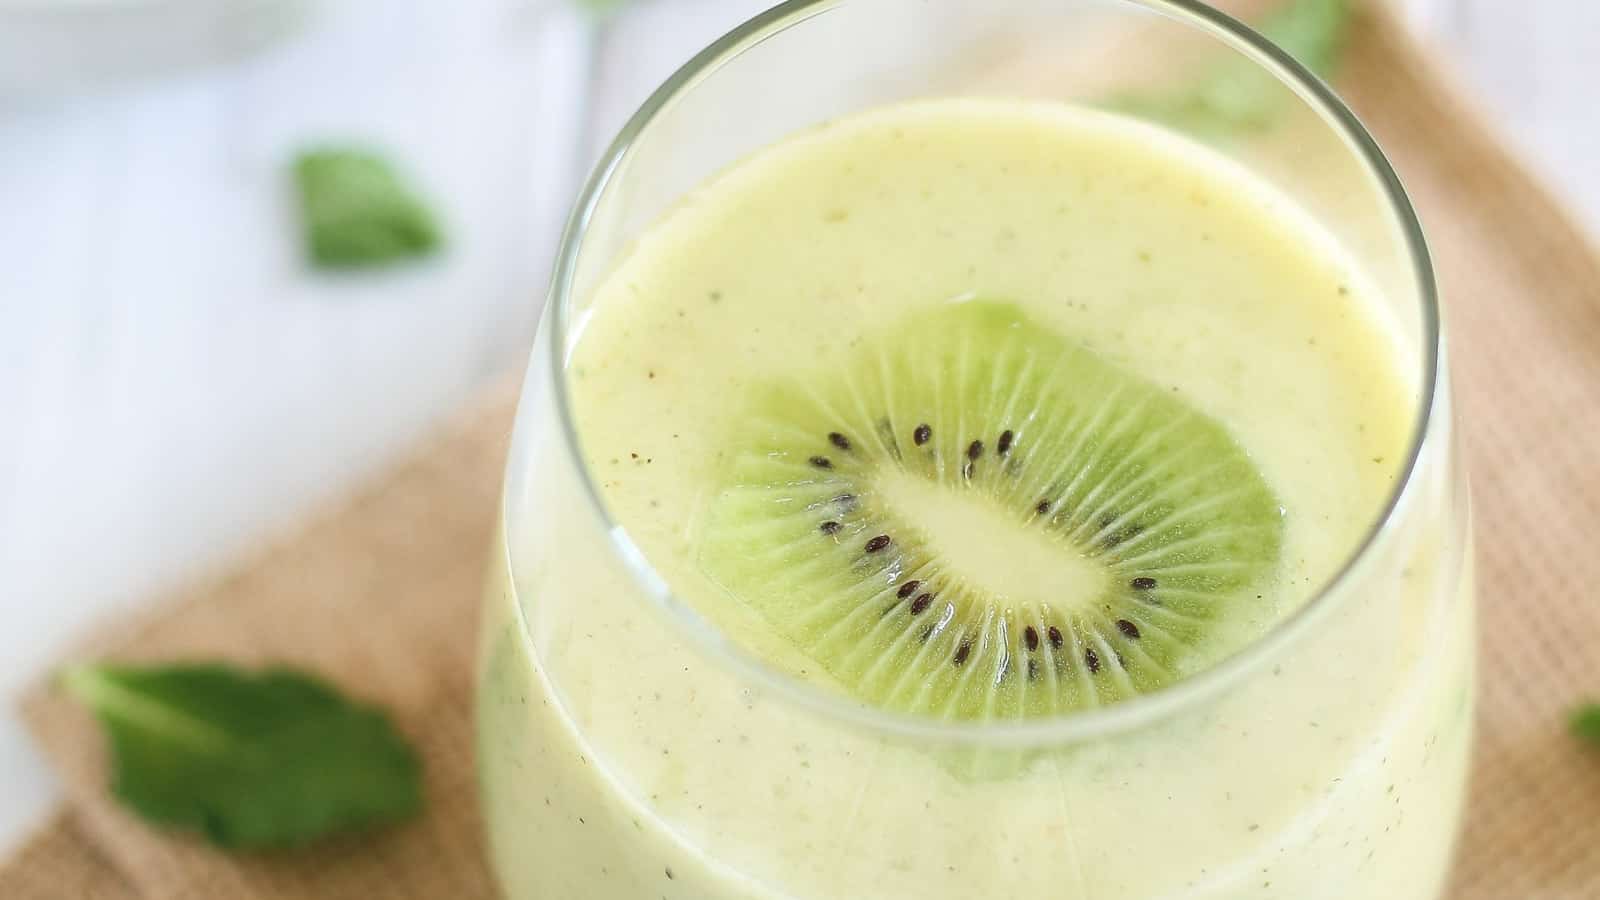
0, 0, 318, 100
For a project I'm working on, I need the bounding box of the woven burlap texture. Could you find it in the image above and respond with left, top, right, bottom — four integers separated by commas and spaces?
0, 815, 134, 900
4, 9, 1600, 899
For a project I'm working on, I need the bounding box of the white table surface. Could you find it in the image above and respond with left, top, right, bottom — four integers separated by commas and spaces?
1, 0, 1595, 855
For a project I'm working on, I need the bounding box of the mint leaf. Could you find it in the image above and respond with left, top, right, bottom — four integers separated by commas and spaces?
292, 148, 443, 269
1106, 0, 1351, 138
63, 664, 422, 849
576, 0, 630, 12
1573, 704, 1600, 746
1259, 0, 1349, 75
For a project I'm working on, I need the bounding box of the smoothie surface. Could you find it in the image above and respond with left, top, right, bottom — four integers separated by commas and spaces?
565, 98, 1415, 697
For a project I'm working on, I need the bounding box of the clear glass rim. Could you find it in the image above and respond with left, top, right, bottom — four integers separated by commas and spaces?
524, 0, 1442, 748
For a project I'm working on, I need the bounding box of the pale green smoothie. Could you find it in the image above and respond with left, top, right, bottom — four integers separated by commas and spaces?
478, 100, 1472, 899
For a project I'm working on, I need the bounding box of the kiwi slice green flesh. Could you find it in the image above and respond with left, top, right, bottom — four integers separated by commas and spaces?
699, 300, 1283, 721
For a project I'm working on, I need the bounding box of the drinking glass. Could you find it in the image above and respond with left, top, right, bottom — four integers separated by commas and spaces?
477, 2, 1472, 898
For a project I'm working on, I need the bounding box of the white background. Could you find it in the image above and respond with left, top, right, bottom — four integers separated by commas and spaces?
1, 0, 1595, 853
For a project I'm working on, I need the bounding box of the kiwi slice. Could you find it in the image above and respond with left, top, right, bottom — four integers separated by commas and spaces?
699, 300, 1283, 721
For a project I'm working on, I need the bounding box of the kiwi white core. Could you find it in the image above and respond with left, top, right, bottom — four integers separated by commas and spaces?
871, 463, 1110, 614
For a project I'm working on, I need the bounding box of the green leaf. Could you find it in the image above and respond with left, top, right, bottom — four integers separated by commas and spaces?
575, 0, 630, 13
1259, 0, 1349, 74
1572, 703, 1600, 746
292, 148, 443, 270
62, 663, 422, 849
1106, 0, 1351, 139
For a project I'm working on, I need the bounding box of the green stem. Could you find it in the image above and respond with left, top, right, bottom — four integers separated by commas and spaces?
60, 666, 236, 754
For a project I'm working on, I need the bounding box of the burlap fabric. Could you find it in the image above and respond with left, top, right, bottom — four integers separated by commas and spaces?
0, 815, 133, 899
4, 7, 1599, 898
